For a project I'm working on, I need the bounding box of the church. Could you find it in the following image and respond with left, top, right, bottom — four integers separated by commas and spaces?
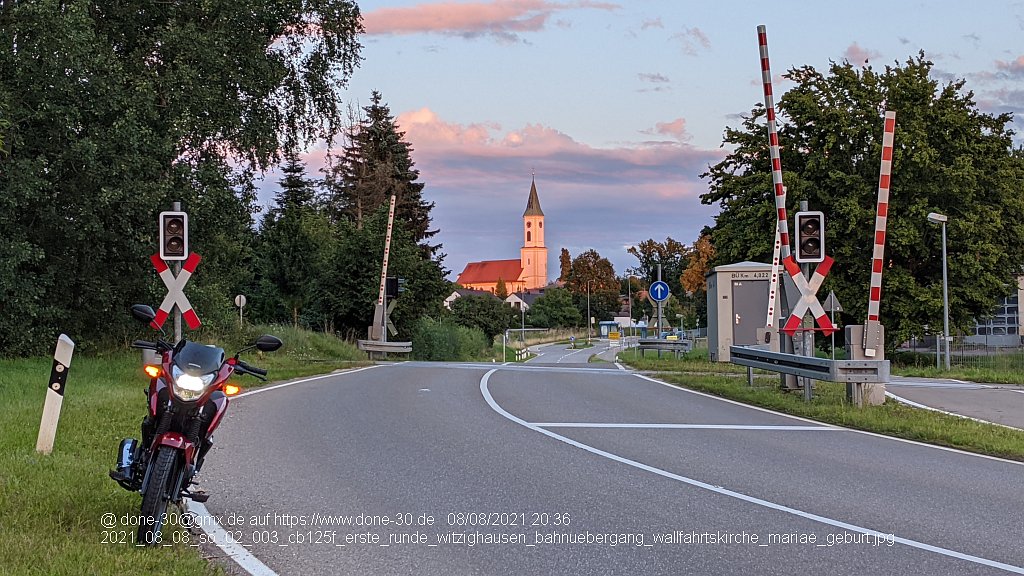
455, 178, 548, 293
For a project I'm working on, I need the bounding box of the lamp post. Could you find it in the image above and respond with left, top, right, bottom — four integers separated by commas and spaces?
927, 212, 951, 370
586, 279, 595, 344
626, 276, 633, 337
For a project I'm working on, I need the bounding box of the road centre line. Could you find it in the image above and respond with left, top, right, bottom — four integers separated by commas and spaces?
480, 369, 1024, 574
531, 423, 841, 430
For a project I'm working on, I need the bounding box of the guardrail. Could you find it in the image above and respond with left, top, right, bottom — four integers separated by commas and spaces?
729, 345, 889, 406
635, 338, 693, 358
357, 340, 413, 356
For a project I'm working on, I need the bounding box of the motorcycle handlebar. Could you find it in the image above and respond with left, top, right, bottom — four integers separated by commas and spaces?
235, 360, 268, 378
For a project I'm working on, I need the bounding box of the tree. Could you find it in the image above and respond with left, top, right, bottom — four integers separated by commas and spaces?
526, 287, 582, 328
0, 0, 363, 354
450, 295, 515, 344
559, 248, 572, 282
701, 53, 1024, 347
495, 277, 509, 299
565, 249, 619, 321
254, 156, 329, 327
322, 204, 449, 340
324, 92, 438, 254
627, 238, 690, 299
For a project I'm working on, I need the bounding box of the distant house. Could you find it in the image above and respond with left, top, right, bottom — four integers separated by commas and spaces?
443, 287, 501, 310
505, 289, 546, 311
455, 177, 548, 294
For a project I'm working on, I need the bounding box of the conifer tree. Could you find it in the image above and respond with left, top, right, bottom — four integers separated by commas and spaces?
325, 91, 438, 254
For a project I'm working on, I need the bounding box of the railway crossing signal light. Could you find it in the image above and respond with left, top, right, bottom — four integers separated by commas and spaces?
386, 277, 408, 299
159, 211, 188, 261
794, 211, 825, 263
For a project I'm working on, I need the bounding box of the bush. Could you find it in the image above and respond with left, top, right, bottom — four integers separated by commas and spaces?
412, 317, 489, 361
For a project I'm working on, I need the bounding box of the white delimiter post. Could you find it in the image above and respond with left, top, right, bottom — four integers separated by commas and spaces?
36, 334, 75, 455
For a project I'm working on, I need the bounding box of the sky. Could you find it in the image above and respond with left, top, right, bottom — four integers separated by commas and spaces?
272, 0, 1024, 281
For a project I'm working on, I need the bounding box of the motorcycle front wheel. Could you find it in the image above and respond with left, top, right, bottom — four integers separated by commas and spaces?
137, 447, 178, 546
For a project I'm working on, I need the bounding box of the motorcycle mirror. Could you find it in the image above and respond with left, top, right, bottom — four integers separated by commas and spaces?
130, 304, 157, 325
254, 335, 283, 353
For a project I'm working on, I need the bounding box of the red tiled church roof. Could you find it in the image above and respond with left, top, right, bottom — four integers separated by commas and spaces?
456, 259, 523, 285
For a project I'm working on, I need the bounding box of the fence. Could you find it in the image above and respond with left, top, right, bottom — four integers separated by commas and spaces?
898, 334, 1024, 371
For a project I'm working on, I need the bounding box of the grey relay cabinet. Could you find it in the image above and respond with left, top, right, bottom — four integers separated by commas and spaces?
706, 261, 782, 362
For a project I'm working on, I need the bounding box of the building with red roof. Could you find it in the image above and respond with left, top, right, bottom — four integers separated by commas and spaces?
455, 178, 548, 294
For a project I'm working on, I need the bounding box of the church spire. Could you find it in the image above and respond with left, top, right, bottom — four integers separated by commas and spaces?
523, 175, 544, 217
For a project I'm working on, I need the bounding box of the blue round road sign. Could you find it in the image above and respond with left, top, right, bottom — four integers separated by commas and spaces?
649, 281, 670, 302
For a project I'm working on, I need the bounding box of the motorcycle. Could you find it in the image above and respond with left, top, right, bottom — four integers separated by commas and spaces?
110, 303, 282, 545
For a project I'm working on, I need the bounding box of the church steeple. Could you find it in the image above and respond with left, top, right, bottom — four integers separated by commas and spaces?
523, 176, 544, 217
521, 175, 547, 289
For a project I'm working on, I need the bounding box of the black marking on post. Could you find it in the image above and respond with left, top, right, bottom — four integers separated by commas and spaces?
49, 360, 69, 396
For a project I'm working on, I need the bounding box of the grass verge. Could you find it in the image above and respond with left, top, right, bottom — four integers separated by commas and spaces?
0, 327, 365, 575
618, 355, 1024, 462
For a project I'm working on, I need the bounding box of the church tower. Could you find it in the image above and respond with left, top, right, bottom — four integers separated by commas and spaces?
520, 176, 548, 290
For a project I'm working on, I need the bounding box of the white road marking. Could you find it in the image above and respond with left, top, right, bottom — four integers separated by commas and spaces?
187, 501, 277, 576
557, 347, 593, 363
614, 362, 625, 371
236, 365, 381, 398
481, 369, 1024, 574
633, 373, 1024, 467
193, 365, 382, 576
530, 423, 841, 430
885, 392, 1022, 431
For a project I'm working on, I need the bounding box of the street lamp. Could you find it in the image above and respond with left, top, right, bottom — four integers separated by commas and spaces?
927, 212, 951, 370
586, 279, 596, 343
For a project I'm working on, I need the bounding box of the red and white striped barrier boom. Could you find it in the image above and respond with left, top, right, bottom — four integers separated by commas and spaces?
863, 111, 896, 357
371, 194, 398, 341
758, 25, 791, 329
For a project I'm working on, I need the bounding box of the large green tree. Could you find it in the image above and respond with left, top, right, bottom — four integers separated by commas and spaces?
0, 0, 363, 354
253, 153, 331, 327
450, 295, 515, 344
526, 287, 581, 328
565, 249, 619, 322
324, 92, 438, 254
701, 53, 1024, 347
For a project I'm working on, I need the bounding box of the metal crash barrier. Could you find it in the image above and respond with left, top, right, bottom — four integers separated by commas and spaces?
729, 345, 889, 406
635, 338, 693, 358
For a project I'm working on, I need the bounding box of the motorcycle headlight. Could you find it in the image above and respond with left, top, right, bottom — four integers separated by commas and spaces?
171, 365, 215, 401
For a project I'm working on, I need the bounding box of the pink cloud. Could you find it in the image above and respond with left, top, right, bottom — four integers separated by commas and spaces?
995, 55, 1024, 78
843, 42, 881, 64
650, 118, 689, 141
670, 27, 710, 56
363, 0, 619, 42
392, 107, 721, 202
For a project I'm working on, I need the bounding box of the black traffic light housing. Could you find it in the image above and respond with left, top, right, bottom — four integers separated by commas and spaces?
159, 211, 188, 261
794, 211, 825, 263
385, 277, 408, 299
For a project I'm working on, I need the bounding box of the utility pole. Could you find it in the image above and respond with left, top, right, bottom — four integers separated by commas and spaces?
171, 201, 182, 344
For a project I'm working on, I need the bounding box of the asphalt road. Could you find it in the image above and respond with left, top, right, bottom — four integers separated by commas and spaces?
199, 351, 1024, 575
889, 376, 1024, 429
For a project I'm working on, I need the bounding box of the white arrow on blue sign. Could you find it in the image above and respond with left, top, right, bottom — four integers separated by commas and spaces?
649, 280, 670, 302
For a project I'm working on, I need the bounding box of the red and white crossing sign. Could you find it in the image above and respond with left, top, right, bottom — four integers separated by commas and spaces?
150, 253, 202, 330
781, 255, 836, 337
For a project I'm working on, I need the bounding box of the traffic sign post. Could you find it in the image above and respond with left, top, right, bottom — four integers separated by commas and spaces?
234, 294, 247, 327
650, 266, 671, 339
648, 281, 670, 302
